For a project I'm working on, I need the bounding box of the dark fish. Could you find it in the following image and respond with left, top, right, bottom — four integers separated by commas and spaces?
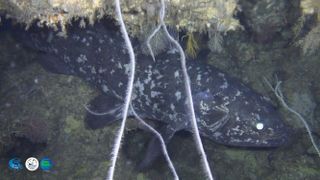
13, 20, 290, 169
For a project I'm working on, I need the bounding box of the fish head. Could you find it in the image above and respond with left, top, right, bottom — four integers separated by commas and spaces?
193, 90, 291, 148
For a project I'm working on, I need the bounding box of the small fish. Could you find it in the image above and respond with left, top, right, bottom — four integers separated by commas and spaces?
13, 20, 291, 169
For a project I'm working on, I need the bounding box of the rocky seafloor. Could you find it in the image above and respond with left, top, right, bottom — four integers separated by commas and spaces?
1, 0, 320, 180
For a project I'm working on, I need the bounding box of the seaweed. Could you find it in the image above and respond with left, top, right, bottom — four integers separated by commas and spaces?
185, 32, 199, 59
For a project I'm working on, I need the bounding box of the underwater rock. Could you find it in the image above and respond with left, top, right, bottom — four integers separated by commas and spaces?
238, 0, 291, 43
0, 0, 241, 38
282, 79, 317, 129
16, 118, 49, 144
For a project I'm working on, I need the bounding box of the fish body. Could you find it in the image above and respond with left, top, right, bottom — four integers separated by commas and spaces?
14, 20, 290, 167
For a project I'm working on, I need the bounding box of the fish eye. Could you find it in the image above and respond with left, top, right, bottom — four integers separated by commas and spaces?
256, 122, 264, 130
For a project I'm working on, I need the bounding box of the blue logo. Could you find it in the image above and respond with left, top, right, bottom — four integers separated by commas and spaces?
40, 157, 53, 171
8, 158, 23, 170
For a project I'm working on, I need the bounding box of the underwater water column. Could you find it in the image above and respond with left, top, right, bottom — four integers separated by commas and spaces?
106, 0, 136, 179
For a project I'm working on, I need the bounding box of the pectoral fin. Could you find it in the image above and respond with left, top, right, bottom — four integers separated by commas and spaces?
137, 125, 176, 171
85, 94, 122, 129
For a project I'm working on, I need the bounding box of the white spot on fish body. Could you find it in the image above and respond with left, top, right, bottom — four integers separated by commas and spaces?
218, 72, 225, 77
81, 38, 87, 43
175, 91, 182, 101
90, 67, 97, 74
150, 81, 155, 89
196, 74, 202, 85
220, 81, 229, 89
168, 48, 178, 54
99, 39, 105, 44
136, 80, 145, 95
151, 91, 162, 98
254, 113, 261, 121
200, 100, 210, 113
154, 69, 160, 75
73, 35, 80, 41
123, 64, 130, 74
152, 103, 159, 111
53, 48, 58, 54
77, 54, 88, 63
232, 125, 240, 132
79, 67, 87, 74
156, 74, 164, 79
144, 69, 152, 84
63, 55, 70, 63
117, 62, 123, 69
261, 96, 271, 102
101, 84, 109, 93
230, 138, 242, 143
236, 90, 242, 96
214, 132, 222, 138
174, 71, 179, 78
197, 74, 201, 80
131, 92, 137, 100
227, 129, 231, 136
170, 104, 175, 111
98, 67, 107, 73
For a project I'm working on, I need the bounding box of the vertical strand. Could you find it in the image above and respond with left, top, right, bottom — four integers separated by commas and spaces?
147, 0, 214, 179
162, 25, 214, 180
106, 0, 136, 179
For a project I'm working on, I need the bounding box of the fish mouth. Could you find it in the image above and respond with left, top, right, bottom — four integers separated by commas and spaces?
263, 136, 289, 147
261, 126, 292, 147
